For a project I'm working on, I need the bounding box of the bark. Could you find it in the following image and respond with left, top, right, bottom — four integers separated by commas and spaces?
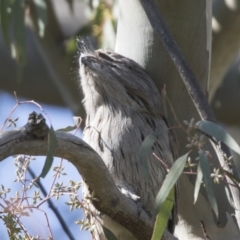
115, 0, 211, 155
1, 1, 240, 238
0, 112, 177, 240
210, 0, 240, 124
115, 0, 240, 239
211, 55, 240, 125
210, 0, 240, 102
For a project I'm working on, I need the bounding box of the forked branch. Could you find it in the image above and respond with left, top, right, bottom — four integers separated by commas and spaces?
0, 112, 177, 240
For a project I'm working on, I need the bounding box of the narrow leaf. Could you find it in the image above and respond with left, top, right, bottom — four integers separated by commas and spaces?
33, 0, 48, 37
40, 126, 58, 178
199, 150, 219, 218
139, 132, 157, 178
154, 153, 188, 215
151, 188, 174, 240
221, 169, 240, 184
224, 186, 237, 210
0, 0, 11, 47
12, 0, 26, 80
196, 120, 240, 155
102, 226, 118, 240
56, 125, 77, 132
194, 162, 203, 204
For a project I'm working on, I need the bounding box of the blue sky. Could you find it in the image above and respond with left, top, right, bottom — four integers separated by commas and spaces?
0, 91, 91, 240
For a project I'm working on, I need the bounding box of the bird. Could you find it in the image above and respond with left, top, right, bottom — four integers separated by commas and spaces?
78, 39, 176, 239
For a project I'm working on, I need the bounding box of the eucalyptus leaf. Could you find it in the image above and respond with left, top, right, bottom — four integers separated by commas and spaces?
56, 125, 77, 132
194, 162, 203, 204
154, 153, 188, 215
40, 126, 58, 178
139, 132, 158, 178
0, 0, 11, 47
224, 186, 237, 210
151, 188, 174, 240
102, 226, 118, 240
33, 0, 48, 37
196, 120, 240, 155
12, 0, 26, 80
199, 150, 219, 218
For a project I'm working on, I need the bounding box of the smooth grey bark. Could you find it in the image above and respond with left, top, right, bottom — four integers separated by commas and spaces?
212, 55, 240, 125
138, 0, 215, 122
115, 0, 210, 155
138, 0, 240, 231
210, 0, 240, 102
210, 0, 240, 125
1, 0, 240, 238
115, 1, 239, 239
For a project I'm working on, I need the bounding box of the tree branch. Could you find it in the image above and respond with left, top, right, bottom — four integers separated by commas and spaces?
27, 167, 76, 240
138, 0, 214, 122
138, 0, 240, 228
0, 112, 177, 240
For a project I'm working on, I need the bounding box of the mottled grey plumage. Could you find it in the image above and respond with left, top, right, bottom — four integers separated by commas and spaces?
79, 41, 176, 239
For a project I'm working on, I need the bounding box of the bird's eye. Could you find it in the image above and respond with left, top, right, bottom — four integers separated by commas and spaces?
98, 52, 113, 62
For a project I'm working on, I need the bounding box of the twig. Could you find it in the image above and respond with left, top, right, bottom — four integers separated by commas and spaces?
0, 112, 160, 240
200, 220, 211, 240
28, 167, 76, 240
138, 0, 240, 228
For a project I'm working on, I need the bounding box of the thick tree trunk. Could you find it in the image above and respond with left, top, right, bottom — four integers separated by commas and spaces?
115, 1, 239, 239
210, 0, 240, 125
115, 0, 210, 155
210, 0, 240, 102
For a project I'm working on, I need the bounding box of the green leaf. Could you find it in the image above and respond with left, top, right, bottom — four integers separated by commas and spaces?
33, 0, 48, 37
0, 0, 11, 47
12, 0, 26, 80
154, 153, 188, 215
102, 226, 118, 240
139, 132, 158, 178
193, 162, 203, 204
199, 150, 219, 218
224, 186, 236, 210
40, 126, 58, 178
66, 37, 77, 55
56, 125, 77, 132
196, 120, 240, 155
151, 188, 174, 240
